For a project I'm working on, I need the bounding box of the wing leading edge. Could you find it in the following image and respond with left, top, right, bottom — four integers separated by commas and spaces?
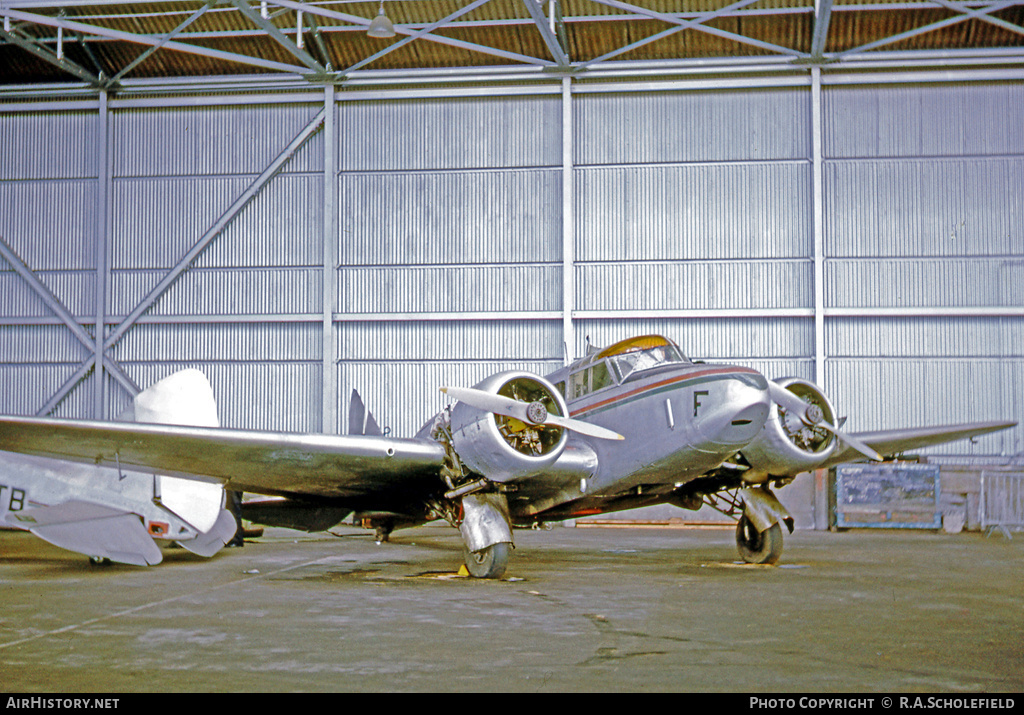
0, 415, 447, 507
820, 420, 1017, 470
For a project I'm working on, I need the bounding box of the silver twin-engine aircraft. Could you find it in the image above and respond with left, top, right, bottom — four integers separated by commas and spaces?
0, 334, 1015, 577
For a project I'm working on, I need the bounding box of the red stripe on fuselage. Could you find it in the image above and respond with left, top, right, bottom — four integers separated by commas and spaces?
568, 366, 761, 418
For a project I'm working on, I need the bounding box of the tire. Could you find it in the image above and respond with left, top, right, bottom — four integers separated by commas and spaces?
463, 542, 511, 579
735, 516, 784, 565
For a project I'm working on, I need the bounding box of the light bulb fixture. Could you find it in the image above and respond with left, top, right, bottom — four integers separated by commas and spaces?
367, 1, 395, 38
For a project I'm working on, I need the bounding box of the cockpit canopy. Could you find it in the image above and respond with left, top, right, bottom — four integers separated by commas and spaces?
560, 335, 689, 400
596, 335, 687, 382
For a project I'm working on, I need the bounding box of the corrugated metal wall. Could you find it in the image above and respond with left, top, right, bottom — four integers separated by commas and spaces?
824, 82, 1024, 456
1, 79, 1021, 456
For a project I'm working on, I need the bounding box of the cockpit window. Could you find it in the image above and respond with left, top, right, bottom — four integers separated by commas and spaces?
597, 335, 687, 382
568, 361, 616, 399
610, 344, 684, 381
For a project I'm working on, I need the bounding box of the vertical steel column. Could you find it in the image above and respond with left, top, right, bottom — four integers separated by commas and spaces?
811, 67, 826, 387
561, 76, 574, 364
94, 89, 111, 418
322, 84, 337, 434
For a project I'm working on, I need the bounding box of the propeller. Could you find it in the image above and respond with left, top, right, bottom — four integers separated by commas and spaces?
440, 386, 625, 441
767, 383, 883, 462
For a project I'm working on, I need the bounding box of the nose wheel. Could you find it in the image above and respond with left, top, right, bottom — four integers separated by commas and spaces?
463, 542, 511, 579
736, 515, 784, 565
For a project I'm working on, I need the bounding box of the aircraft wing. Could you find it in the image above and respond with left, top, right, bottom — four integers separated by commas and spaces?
820, 420, 1016, 470
0, 415, 447, 507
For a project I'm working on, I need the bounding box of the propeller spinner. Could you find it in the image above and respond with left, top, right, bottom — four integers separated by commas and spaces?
441, 386, 624, 441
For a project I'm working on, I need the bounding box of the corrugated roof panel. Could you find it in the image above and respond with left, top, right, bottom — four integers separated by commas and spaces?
575, 163, 812, 261
109, 266, 321, 315
575, 88, 810, 165
0, 179, 97, 270
826, 158, 1024, 258
826, 257, 1024, 308
825, 83, 1024, 159
336, 264, 560, 313
338, 95, 560, 171
336, 320, 562, 361
0, 111, 96, 180
111, 322, 321, 362
576, 259, 812, 311
337, 169, 562, 265
112, 103, 323, 177
574, 316, 813, 361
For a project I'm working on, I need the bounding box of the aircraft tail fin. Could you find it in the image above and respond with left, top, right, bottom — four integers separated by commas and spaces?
6, 501, 163, 566
126, 369, 230, 539
349, 389, 383, 436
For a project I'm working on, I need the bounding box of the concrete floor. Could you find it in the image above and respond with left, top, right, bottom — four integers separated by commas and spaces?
1, 523, 1022, 693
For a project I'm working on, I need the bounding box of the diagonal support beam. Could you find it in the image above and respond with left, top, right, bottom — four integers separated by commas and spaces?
0, 24, 99, 83
835, 0, 1022, 58
811, 0, 834, 58
523, 0, 570, 66
228, 0, 326, 74
0, 234, 139, 411
343, 0, 495, 75
2, 8, 310, 75
929, 0, 1024, 38
581, 0, 804, 67
272, 0, 555, 69
102, 108, 326, 354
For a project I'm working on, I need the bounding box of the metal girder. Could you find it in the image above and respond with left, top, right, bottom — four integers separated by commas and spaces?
582, 0, 807, 67
343, 0, 496, 75
523, 0, 570, 67
227, 0, 325, 74
930, 0, 1024, 38
101, 106, 327, 355
811, 0, 834, 59
0, 234, 140, 414
271, 0, 556, 69
112, 2, 211, 81
1, 8, 310, 75
0, 24, 100, 83
836, 0, 1023, 58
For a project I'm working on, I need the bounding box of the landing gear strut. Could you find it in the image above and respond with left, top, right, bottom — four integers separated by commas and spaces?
459, 492, 513, 579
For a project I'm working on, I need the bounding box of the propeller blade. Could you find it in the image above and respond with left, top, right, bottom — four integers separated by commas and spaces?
768, 383, 882, 462
815, 421, 884, 462
543, 413, 625, 441
440, 387, 624, 441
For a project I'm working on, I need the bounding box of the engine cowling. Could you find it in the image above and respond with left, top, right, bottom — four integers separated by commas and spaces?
740, 377, 838, 483
449, 371, 569, 482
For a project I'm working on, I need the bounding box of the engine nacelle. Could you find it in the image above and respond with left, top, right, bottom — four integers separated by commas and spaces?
449, 371, 569, 482
740, 377, 838, 483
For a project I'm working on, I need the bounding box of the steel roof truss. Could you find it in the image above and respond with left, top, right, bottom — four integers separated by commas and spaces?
837, 0, 1023, 58
811, 0, 833, 58
2, 8, 308, 75
583, 0, 807, 68
112, 2, 211, 81
930, 0, 1024, 37
522, 0, 570, 66
0, 23, 100, 83
343, 0, 497, 75
271, 0, 555, 69
228, 0, 325, 74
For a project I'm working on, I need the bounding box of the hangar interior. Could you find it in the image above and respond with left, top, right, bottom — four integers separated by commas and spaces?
2, 0, 1023, 532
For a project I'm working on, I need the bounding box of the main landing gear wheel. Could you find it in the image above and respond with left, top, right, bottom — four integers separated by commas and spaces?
464, 542, 510, 579
736, 515, 784, 565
